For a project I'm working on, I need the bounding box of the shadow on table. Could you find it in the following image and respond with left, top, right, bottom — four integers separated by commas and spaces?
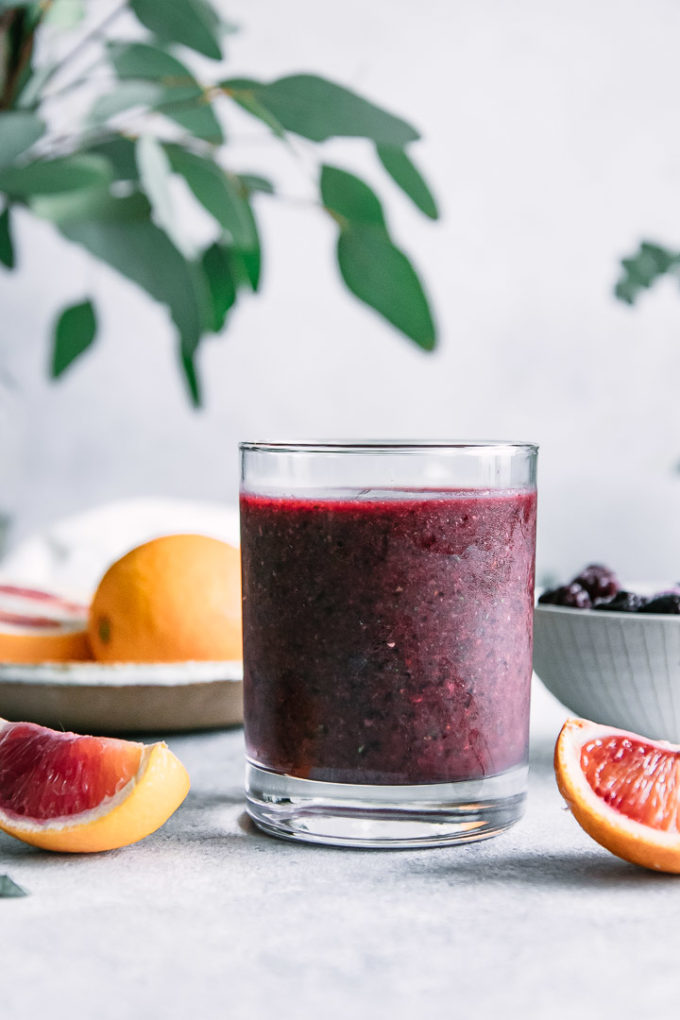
406, 847, 678, 889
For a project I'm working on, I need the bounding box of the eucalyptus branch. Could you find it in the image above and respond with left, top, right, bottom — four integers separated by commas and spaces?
39, 2, 127, 94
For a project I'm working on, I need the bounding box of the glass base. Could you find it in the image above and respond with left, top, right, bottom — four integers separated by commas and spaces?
246, 761, 528, 849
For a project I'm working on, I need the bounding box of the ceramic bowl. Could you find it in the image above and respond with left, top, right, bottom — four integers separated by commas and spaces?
533, 603, 680, 742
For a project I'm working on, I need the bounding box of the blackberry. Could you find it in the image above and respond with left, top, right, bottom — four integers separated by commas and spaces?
538, 583, 592, 609
573, 564, 620, 603
594, 591, 648, 613
639, 593, 680, 615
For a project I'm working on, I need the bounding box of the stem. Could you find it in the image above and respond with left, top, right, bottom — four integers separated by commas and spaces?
39, 1, 127, 93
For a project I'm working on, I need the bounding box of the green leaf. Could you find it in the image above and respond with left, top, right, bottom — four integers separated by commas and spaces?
376, 145, 439, 220
51, 299, 97, 378
223, 83, 285, 138
238, 173, 274, 195
108, 42, 224, 144
85, 137, 139, 181
136, 135, 179, 248
221, 74, 419, 145
59, 204, 203, 356
201, 242, 236, 331
43, 0, 85, 29
87, 81, 163, 126
0, 111, 44, 171
130, 0, 223, 60
0, 207, 14, 269
0, 154, 112, 197
320, 165, 386, 227
0, 874, 28, 898
337, 224, 436, 350
614, 242, 680, 305
165, 145, 255, 248
32, 189, 150, 225
179, 346, 202, 407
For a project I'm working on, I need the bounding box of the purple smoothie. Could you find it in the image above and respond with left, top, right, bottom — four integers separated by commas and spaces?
241, 488, 537, 785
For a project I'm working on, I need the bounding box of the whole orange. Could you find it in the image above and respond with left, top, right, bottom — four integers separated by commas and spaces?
88, 534, 242, 663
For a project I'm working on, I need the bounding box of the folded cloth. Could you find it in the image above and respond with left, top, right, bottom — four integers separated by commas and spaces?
0, 498, 240, 601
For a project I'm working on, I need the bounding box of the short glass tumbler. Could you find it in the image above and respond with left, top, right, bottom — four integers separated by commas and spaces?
240, 441, 538, 848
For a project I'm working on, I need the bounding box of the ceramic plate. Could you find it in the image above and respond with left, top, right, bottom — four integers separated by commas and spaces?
0, 660, 243, 734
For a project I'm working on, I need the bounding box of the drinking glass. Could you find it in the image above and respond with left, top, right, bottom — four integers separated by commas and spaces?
240, 440, 538, 848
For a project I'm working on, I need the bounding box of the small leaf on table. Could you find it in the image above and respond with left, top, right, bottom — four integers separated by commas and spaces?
614, 242, 680, 305
376, 145, 439, 220
221, 74, 419, 145
130, 0, 223, 61
0, 111, 45, 171
51, 299, 97, 378
0, 207, 15, 269
0, 874, 28, 898
337, 224, 436, 350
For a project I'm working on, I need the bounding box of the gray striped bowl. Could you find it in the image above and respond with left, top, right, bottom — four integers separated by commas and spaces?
533, 604, 680, 742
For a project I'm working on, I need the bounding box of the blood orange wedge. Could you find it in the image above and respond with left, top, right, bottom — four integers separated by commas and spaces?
555, 717, 680, 873
0, 719, 190, 852
0, 584, 91, 663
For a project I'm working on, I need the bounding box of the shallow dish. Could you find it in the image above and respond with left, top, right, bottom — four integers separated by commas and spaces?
533, 603, 680, 742
0, 660, 243, 734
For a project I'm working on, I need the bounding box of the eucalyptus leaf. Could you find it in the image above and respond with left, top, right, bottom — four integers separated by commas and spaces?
376, 145, 439, 220
201, 242, 236, 331
108, 42, 224, 143
222, 74, 419, 145
0, 874, 28, 898
238, 173, 274, 195
130, 0, 222, 61
228, 202, 261, 291
320, 165, 386, 227
0, 207, 14, 269
85, 137, 139, 181
32, 190, 150, 225
87, 81, 163, 126
0, 111, 44, 171
59, 209, 204, 357
165, 145, 255, 248
43, 0, 85, 29
179, 346, 202, 407
0, 154, 112, 197
16, 63, 54, 109
51, 298, 97, 378
614, 242, 680, 305
337, 224, 436, 350
136, 135, 182, 251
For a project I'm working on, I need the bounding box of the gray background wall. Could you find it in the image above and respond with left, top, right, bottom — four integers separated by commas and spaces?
2, 0, 680, 582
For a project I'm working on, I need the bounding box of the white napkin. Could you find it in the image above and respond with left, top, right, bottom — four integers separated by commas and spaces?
0, 498, 241, 601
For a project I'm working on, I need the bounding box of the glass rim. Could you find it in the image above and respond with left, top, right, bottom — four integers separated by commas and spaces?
239, 439, 539, 454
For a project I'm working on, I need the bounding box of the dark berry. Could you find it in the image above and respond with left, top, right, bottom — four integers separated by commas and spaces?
638, 593, 680, 615
573, 564, 620, 603
538, 583, 592, 609
594, 591, 648, 613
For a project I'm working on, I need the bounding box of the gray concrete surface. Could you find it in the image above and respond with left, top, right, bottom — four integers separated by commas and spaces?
1, 682, 677, 1020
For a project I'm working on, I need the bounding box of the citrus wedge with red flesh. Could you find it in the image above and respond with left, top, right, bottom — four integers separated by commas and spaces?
555, 718, 680, 873
0, 719, 190, 852
0, 584, 91, 663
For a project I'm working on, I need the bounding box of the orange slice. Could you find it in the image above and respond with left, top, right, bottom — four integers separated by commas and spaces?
0, 584, 91, 663
555, 717, 680, 873
0, 718, 190, 852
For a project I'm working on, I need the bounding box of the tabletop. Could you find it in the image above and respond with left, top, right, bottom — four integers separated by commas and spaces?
1, 680, 678, 1020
